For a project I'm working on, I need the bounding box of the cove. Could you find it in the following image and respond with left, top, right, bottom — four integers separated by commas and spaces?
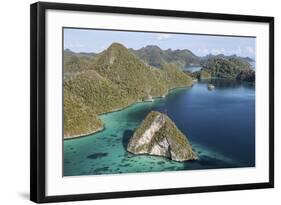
64, 79, 255, 176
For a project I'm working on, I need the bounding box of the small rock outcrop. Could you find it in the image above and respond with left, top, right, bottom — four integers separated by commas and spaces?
207, 84, 215, 90
127, 111, 198, 162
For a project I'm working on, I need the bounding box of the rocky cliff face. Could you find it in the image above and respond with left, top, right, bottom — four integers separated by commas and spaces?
127, 111, 198, 162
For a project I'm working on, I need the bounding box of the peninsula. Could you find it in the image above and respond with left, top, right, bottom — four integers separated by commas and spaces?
64, 43, 193, 138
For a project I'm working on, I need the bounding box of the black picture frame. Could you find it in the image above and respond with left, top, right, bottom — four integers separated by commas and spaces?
30, 1, 274, 203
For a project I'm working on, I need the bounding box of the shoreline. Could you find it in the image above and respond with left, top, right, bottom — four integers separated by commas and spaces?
98, 84, 193, 116
64, 83, 193, 140
64, 126, 105, 140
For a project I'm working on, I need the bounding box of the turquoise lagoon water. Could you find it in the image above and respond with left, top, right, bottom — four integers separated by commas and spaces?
64, 79, 255, 176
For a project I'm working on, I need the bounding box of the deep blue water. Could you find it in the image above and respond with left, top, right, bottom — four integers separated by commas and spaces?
64, 79, 255, 176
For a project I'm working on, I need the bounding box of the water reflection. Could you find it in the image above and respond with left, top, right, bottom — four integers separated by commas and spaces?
200, 78, 254, 89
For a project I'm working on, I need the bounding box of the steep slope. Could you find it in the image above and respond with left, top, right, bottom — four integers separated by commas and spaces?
64, 90, 103, 138
130, 45, 166, 68
163, 48, 200, 66
200, 56, 254, 80
127, 111, 198, 162
131, 45, 200, 68
64, 70, 127, 114
64, 50, 96, 80
64, 43, 193, 138
94, 43, 193, 100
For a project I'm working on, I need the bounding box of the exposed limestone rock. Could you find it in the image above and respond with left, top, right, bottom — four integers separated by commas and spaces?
127, 111, 198, 162
207, 84, 215, 90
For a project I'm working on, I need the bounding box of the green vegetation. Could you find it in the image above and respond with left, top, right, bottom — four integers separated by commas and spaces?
199, 70, 211, 79
202, 54, 254, 64
236, 69, 255, 83
64, 43, 193, 138
199, 56, 255, 82
64, 90, 103, 138
64, 50, 96, 80
131, 45, 200, 68
127, 111, 197, 161
64, 43, 255, 138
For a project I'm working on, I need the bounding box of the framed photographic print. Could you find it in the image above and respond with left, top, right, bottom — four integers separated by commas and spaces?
30, 1, 274, 203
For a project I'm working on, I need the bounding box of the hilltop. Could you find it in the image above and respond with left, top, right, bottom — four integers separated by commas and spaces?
130, 45, 200, 68
127, 111, 198, 161
64, 43, 255, 138
64, 43, 193, 138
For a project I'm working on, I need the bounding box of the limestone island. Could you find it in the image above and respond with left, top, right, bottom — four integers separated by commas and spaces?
127, 111, 198, 162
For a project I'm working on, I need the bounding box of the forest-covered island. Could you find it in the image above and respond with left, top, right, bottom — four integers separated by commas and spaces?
64, 43, 254, 139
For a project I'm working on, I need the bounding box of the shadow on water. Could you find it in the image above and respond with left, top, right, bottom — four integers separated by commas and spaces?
200, 78, 254, 89
183, 155, 235, 170
87, 153, 108, 159
122, 129, 134, 149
